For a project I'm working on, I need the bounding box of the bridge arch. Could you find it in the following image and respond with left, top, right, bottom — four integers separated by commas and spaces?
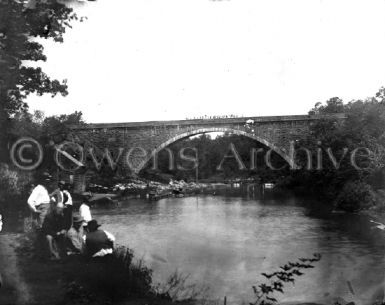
138, 127, 293, 173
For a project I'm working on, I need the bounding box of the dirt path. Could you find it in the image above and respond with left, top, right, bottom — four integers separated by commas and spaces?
0, 233, 33, 305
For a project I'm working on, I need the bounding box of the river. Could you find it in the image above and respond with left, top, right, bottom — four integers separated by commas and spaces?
89, 186, 385, 305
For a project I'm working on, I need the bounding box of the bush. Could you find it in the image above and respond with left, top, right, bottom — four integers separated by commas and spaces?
250, 253, 322, 305
334, 181, 376, 212
0, 163, 31, 209
69, 246, 153, 301
154, 270, 209, 302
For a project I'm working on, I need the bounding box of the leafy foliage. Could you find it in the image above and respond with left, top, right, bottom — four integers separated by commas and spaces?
335, 180, 376, 212
0, 0, 73, 114
63, 246, 153, 302
250, 253, 322, 305
0, 0, 91, 161
40, 110, 85, 142
282, 87, 385, 210
0, 163, 30, 195
309, 97, 344, 115
155, 270, 209, 302
0, 163, 32, 212
7, 109, 85, 172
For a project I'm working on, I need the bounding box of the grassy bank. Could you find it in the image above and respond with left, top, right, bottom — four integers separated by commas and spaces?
0, 230, 199, 305
0, 230, 327, 305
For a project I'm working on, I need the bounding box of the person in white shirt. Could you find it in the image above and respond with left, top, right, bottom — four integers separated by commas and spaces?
63, 189, 72, 206
79, 199, 92, 224
27, 183, 51, 228
63, 188, 73, 229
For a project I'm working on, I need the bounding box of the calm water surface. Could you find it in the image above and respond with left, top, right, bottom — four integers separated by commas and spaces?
92, 191, 385, 304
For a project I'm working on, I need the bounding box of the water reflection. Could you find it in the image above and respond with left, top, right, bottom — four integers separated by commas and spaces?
92, 191, 385, 305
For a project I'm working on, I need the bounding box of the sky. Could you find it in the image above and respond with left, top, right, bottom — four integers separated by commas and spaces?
27, 0, 385, 123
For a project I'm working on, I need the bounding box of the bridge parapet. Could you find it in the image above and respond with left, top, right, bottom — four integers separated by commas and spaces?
71, 113, 346, 130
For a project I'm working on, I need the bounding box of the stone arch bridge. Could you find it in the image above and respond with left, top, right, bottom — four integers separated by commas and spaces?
68, 114, 346, 174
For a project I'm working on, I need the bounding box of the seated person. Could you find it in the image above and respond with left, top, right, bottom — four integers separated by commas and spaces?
83, 220, 115, 258
66, 214, 85, 255
41, 205, 66, 260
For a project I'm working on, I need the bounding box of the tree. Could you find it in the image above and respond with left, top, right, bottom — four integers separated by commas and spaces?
291, 88, 385, 208
0, 0, 92, 162
41, 110, 85, 142
308, 97, 344, 115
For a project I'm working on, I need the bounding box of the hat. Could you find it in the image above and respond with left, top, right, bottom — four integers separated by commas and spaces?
82, 191, 92, 198
81, 192, 92, 203
72, 214, 84, 223
36, 172, 52, 183
87, 219, 101, 231
42, 172, 51, 178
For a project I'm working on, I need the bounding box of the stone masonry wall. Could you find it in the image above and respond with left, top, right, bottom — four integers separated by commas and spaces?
68, 114, 345, 174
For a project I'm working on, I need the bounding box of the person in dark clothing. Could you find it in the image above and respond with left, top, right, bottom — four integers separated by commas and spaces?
50, 180, 73, 230
83, 220, 115, 258
42, 205, 66, 260
62, 185, 73, 231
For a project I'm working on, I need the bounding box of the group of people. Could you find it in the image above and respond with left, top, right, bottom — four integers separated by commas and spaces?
185, 114, 244, 120
27, 178, 115, 261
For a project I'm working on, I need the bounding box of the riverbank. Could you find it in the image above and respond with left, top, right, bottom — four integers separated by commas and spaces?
0, 230, 199, 305
1, 222, 375, 305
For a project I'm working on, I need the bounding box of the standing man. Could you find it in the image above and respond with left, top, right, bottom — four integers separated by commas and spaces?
50, 180, 73, 230
49, 180, 65, 208
27, 181, 51, 229
62, 182, 73, 230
